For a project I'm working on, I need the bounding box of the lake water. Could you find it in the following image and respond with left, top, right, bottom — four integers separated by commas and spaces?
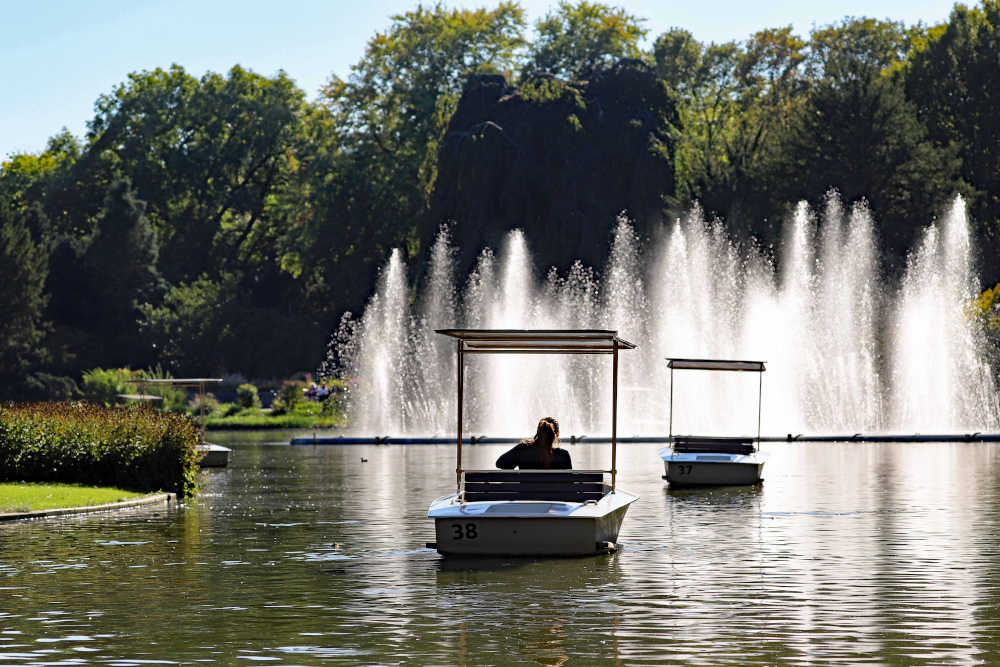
3, 435, 1000, 664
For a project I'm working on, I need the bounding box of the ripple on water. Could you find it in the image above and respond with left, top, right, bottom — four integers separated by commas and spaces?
276, 645, 369, 658
1, 442, 999, 665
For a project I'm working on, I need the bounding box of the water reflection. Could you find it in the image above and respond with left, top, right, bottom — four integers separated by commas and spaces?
1, 441, 999, 664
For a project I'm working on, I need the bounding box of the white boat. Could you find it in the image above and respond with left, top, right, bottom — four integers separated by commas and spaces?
660, 358, 769, 487
427, 329, 639, 556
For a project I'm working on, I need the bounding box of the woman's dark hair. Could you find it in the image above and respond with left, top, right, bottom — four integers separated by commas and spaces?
523, 418, 558, 466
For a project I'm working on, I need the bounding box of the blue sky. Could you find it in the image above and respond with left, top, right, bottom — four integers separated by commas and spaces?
2, 0, 959, 159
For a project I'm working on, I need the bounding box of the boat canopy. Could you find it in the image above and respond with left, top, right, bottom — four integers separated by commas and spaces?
436, 329, 635, 353
666, 358, 765, 372
666, 358, 765, 444
436, 329, 635, 492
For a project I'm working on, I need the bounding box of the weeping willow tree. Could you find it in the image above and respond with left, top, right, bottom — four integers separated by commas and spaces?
429, 59, 679, 274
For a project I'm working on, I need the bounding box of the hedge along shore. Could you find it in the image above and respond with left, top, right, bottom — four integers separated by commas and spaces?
0, 402, 202, 497
0, 492, 175, 522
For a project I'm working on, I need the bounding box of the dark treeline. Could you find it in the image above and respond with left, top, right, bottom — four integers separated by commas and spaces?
3, 1, 1000, 398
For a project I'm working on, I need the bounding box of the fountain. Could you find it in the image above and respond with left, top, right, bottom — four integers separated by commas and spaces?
327, 196, 1000, 438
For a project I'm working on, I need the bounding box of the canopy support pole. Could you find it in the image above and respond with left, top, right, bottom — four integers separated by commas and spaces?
756, 371, 763, 449
456, 339, 464, 494
199, 380, 207, 442
611, 340, 619, 491
668, 366, 674, 442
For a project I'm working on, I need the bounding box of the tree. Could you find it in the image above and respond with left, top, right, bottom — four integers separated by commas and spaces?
0, 196, 49, 398
290, 3, 526, 317
905, 2, 1000, 283
322, 3, 525, 199
83, 65, 311, 284
654, 27, 807, 237
525, 1, 647, 79
0, 134, 86, 397
0, 131, 82, 239
430, 62, 678, 273
72, 65, 329, 377
139, 273, 324, 378
79, 177, 164, 368
774, 18, 960, 265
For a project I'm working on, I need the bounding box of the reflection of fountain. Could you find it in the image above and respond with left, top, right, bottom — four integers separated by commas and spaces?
332, 197, 999, 436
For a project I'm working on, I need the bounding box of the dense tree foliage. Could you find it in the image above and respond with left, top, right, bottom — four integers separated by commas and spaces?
906, 1, 1000, 281
285, 3, 528, 319
655, 26, 807, 237
775, 18, 961, 266
1, 1, 997, 395
0, 196, 49, 396
524, 1, 646, 79
431, 62, 677, 273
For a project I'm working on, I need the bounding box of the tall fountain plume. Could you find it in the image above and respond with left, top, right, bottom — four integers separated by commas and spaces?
408, 226, 458, 435
648, 208, 752, 435
343, 249, 410, 435
890, 197, 999, 430
332, 196, 999, 436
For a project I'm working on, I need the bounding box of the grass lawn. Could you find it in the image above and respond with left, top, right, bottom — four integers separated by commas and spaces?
206, 414, 344, 430
206, 406, 344, 430
0, 482, 150, 513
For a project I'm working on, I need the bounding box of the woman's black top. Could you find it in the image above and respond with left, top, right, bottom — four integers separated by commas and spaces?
496, 442, 572, 470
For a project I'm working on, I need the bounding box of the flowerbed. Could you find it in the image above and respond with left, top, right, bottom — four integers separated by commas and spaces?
0, 402, 201, 496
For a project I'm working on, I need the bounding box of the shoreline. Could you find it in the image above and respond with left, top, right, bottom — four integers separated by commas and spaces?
0, 492, 176, 522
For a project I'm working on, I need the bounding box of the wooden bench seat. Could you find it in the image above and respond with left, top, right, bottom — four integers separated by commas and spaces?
672, 437, 755, 455
463, 471, 608, 502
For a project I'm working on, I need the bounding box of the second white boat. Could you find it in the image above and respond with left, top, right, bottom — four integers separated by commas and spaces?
661, 358, 770, 487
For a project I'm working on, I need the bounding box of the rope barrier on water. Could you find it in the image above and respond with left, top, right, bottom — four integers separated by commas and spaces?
289, 433, 1000, 445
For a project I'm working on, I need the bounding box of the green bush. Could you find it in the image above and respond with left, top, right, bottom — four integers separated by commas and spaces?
135, 366, 189, 412
221, 402, 244, 417
188, 392, 220, 417
236, 383, 261, 409
81, 366, 189, 412
0, 402, 202, 496
81, 368, 136, 406
270, 380, 305, 415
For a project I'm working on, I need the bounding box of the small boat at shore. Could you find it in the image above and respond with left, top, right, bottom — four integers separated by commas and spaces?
427, 329, 639, 556
660, 358, 769, 487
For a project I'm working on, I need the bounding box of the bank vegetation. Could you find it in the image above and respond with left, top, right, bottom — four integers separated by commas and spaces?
0, 403, 201, 496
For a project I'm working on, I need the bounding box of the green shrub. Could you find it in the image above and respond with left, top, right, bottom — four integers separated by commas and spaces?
236, 383, 261, 409
25, 373, 79, 401
0, 402, 202, 496
81, 368, 136, 406
135, 366, 189, 412
270, 380, 305, 415
188, 392, 221, 417
318, 378, 348, 417
221, 403, 244, 417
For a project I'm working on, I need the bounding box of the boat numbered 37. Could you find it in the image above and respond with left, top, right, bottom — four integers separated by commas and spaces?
660, 358, 770, 487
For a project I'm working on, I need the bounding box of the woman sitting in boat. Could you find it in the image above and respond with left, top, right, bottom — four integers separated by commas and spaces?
496, 417, 571, 469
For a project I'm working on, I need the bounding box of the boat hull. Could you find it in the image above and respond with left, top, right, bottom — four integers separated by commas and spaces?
428, 492, 635, 556
664, 460, 764, 486
660, 447, 768, 487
